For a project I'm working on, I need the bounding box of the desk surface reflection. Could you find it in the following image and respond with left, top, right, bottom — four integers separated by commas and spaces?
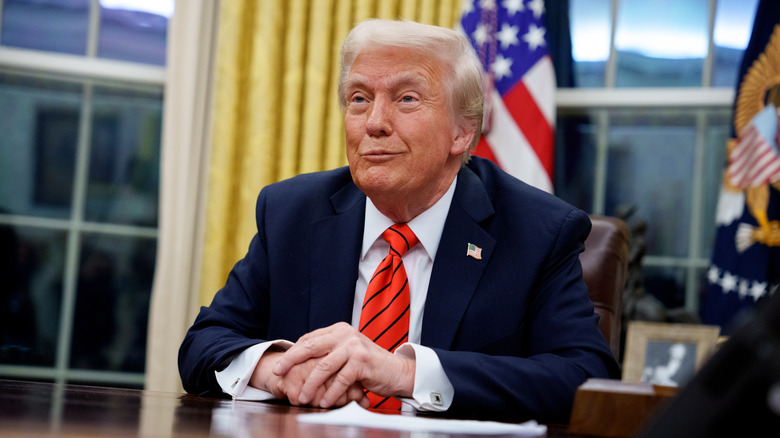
0, 379, 580, 437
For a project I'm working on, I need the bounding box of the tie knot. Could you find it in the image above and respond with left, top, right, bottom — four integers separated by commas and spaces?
382, 224, 419, 258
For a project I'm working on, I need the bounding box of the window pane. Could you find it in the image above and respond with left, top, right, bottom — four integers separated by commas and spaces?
0, 226, 65, 367
642, 265, 687, 311
615, 0, 708, 87
605, 111, 697, 257
712, 0, 759, 87
555, 111, 598, 210
0, 0, 89, 55
85, 86, 162, 227
701, 111, 732, 257
0, 72, 83, 219
694, 267, 710, 317
70, 233, 156, 372
569, 0, 611, 87
98, 1, 173, 66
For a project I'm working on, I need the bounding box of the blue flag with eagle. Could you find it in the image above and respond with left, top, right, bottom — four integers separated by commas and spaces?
703, 0, 780, 332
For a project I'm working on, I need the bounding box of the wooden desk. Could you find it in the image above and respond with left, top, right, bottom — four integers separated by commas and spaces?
0, 379, 579, 437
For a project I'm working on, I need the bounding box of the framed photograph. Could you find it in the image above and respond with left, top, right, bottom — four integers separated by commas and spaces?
623, 321, 720, 387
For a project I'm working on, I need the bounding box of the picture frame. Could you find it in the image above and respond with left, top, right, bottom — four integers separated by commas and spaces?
622, 321, 720, 387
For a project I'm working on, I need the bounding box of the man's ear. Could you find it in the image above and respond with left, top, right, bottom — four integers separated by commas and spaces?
450, 123, 476, 156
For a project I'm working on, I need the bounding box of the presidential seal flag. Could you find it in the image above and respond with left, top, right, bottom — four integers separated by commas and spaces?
703, 0, 780, 331
459, 0, 555, 193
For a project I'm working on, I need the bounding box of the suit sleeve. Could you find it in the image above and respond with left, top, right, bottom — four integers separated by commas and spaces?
178, 192, 274, 397
433, 209, 621, 424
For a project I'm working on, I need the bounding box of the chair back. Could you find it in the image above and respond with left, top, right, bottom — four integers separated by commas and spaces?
580, 215, 630, 358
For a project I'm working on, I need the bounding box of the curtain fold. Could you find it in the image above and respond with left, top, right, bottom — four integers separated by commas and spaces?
199, 0, 461, 307
145, 0, 219, 393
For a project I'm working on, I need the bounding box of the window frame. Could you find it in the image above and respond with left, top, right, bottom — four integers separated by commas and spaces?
559, 0, 747, 315
0, 0, 167, 387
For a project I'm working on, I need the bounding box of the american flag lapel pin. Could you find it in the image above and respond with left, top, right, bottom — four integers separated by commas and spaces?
466, 243, 482, 260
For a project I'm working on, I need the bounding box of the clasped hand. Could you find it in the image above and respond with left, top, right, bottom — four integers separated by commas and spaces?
250, 322, 415, 408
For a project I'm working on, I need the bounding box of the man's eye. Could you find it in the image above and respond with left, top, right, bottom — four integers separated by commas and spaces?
353, 96, 365, 103
401, 96, 415, 103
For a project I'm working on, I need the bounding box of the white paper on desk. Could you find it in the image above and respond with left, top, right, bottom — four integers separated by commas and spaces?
297, 401, 547, 436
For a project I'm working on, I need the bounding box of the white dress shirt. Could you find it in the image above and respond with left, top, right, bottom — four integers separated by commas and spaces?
215, 177, 458, 412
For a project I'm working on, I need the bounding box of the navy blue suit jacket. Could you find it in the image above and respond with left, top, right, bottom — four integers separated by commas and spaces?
179, 157, 620, 423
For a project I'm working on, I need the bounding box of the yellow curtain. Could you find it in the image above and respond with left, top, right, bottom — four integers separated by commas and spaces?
200, 0, 462, 306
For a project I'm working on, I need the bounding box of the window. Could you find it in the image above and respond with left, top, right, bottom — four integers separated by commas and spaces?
559, 0, 758, 316
0, 0, 171, 387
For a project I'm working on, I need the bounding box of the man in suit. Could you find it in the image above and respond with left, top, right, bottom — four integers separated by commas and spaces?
178, 19, 620, 424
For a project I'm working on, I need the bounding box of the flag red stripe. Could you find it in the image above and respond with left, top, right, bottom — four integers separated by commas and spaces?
731, 129, 763, 169
731, 151, 780, 186
732, 144, 770, 182
729, 126, 780, 186
729, 128, 763, 182
746, 150, 780, 183
753, 161, 780, 185
503, 81, 554, 177
729, 129, 758, 169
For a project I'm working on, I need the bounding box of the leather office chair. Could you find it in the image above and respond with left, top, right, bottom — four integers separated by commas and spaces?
580, 215, 630, 359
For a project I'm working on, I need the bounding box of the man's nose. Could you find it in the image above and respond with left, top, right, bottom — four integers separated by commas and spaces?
365, 97, 392, 136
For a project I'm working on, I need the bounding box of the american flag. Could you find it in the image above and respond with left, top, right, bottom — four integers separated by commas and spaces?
728, 104, 780, 188
466, 242, 483, 259
460, 0, 555, 192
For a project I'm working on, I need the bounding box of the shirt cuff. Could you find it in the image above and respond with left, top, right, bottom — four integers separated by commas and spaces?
395, 343, 454, 412
214, 340, 293, 400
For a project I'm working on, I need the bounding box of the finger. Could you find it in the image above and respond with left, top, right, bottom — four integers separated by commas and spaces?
267, 375, 287, 400
326, 383, 367, 408
307, 384, 328, 408
278, 375, 305, 406
358, 393, 370, 409
273, 326, 342, 376
346, 383, 369, 406
317, 355, 369, 408
298, 347, 351, 405
272, 358, 319, 405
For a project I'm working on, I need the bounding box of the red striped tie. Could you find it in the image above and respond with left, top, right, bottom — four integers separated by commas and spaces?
359, 224, 418, 410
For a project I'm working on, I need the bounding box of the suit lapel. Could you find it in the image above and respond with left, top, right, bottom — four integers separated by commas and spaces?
422, 166, 496, 349
309, 182, 365, 331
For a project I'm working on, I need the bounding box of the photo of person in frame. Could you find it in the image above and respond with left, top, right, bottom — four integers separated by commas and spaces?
641, 341, 698, 387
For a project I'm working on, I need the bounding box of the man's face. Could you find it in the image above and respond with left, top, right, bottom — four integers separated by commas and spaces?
343, 45, 473, 220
